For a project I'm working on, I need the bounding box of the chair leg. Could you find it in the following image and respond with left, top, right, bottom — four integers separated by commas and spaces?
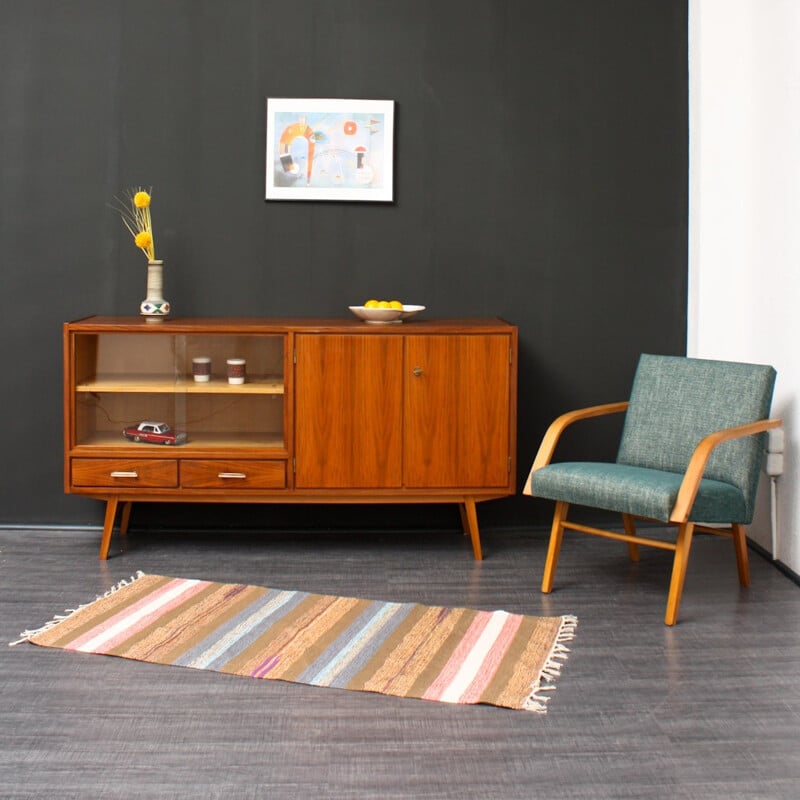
622, 513, 640, 562
541, 501, 569, 594
731, 523, 751, 587
664, 522, 695, 626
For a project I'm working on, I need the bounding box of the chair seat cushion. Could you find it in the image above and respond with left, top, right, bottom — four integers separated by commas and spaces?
529, 462, 748, 523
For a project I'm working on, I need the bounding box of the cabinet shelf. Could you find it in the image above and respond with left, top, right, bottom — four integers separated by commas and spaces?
75, 432, 285, 450
77, 375, 284, 394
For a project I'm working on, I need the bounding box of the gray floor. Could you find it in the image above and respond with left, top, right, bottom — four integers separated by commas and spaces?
1, 521, 799, 799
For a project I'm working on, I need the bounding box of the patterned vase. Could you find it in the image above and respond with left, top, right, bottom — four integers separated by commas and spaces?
140, 260, 170, 321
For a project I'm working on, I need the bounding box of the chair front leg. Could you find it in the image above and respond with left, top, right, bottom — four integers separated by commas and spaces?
541, 501, 569, 594
731, 523, 750, 587
664, 522, 695, 626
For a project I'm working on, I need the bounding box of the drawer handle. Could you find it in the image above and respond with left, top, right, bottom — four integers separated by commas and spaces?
110, 471, 138, 478
218, 472, 247, 479
412, 366, 423, 377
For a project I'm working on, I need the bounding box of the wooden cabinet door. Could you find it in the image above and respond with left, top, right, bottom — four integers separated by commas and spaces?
294, 334, 403, 489
404, 334, 511, 488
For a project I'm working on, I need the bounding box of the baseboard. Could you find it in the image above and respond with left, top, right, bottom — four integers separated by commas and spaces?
747, 537, 800, 587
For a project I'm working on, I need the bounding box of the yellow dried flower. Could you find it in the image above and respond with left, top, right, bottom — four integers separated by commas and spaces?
135, 231, 153, 250
112, 186, 156, 262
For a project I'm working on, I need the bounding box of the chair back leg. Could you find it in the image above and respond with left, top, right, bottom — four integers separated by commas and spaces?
665, 522, 696, 626
731, 523, 751, 587
541, 501, 569, 593
622, 513, 640, 562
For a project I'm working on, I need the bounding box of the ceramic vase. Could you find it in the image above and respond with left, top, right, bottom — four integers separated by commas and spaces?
140, 260, 170, 321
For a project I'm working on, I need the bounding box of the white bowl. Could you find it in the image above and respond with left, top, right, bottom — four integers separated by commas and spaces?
399, 304, 426, 320
349, 306, 403, 323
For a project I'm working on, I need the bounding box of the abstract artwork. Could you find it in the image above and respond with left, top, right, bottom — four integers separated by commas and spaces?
266, 98, 394, 202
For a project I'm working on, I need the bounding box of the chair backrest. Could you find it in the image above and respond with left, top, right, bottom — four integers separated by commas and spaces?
617, 354, 776, 519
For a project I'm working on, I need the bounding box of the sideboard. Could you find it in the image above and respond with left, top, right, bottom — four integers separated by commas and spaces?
63, 316, 518, 559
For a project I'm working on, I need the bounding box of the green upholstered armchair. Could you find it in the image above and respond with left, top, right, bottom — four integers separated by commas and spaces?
523, 354, 780, 625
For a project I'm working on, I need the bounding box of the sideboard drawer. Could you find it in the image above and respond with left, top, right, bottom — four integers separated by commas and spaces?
180, 460, 286, 490
72, 459, 179, 488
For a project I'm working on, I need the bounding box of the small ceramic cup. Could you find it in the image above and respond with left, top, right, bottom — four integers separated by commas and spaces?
192, 356, 211, 382
226, 358, 246, 384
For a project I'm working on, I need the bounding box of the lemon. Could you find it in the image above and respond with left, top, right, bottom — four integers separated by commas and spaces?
365, 298, 403, 310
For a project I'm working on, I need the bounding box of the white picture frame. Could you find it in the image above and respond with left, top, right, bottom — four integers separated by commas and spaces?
266, 98, 395, 202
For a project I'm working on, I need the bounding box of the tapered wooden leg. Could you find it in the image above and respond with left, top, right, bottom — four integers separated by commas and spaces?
458, 503, 469, 536
99, 497, 119, 561
541, 501, 569, 594
622, 513, 640, 562
665, 522, 695, 626
460, 498, 483, 561
731, 523, 751, 587
119, 502, 133, 535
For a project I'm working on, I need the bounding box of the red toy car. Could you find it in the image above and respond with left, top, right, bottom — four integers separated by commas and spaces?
122, 421, 187, 445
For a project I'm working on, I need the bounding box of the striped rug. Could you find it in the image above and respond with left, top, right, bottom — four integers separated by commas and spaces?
17, 572, 577, 713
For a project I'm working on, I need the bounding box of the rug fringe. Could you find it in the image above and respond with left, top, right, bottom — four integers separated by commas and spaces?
522, 614, 578, 713
8, 570, 146, 647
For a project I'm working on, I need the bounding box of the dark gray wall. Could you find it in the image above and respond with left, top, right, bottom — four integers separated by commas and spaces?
1, 0, 688, 533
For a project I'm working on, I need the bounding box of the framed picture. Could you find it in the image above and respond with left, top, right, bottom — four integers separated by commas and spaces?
266, 98, 395, 202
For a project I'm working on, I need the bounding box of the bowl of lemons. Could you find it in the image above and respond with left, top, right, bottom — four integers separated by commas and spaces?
349, 300, 425, 324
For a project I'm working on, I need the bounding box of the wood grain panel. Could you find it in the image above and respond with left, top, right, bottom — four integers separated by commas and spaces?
404, 334, 511, 488
180, 460, 286, 489
294, 334, 403, 488
71, 458, 178, 488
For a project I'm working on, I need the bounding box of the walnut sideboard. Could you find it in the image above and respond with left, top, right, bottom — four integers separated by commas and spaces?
63, 316, 518, 560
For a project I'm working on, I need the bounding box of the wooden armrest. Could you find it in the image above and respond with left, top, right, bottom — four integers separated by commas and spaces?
523, 402, 629, 495
669, 418, 783, 522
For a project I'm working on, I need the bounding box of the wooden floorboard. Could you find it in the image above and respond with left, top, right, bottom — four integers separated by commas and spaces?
1, 523, 799, 799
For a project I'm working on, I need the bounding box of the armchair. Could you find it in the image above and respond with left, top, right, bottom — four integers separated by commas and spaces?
524, 354, 780, 625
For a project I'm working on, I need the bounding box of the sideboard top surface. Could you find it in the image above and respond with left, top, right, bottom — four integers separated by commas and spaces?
65, 316, 517, 334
